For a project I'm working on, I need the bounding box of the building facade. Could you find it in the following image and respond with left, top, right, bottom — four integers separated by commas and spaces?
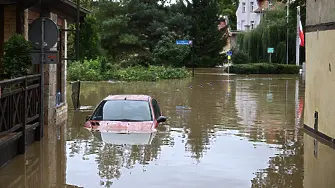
0, 1, 88, 127
0, 0, 88, 168
236, 0, 278, 31
236, 0, 262, 31
304, 0, 335, 144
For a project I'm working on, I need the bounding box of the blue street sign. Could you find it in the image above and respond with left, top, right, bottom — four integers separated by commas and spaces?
176, 40, 192, 45
227, 51, 232, 56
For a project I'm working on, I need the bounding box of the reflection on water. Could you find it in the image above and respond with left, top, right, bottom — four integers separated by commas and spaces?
303, 132, 335, 188
1, 68, 332, 188
92, 131, 157, 145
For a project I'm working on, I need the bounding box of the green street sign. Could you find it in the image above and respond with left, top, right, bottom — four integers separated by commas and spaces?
267, 48, 274, 54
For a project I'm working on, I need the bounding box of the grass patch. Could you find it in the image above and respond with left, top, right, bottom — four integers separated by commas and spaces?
229, 63, 300, 74
68, 58, 191, 81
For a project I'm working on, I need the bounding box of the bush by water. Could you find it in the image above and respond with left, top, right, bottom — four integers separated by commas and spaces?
68, 58, 190, 81
229, 63, 300, 74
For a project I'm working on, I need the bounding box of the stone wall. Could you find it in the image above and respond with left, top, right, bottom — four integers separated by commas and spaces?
56, 104, 68, 125
45, 12, 68, 127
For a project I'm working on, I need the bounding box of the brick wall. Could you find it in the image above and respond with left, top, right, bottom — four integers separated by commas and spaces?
4, 5, 16, 42
3, 8, 40, 42
28, 10, 39, 24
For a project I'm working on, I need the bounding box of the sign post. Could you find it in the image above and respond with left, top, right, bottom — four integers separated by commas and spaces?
226, 50, 232, 75
267, 48, 274, 63
176, 40, 194, 77
28, 17, 60, 139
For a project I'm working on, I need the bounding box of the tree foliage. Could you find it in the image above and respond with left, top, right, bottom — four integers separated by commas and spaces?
72, 0, 227, 68
2, 34, 32, 78
218, 0, 238, 30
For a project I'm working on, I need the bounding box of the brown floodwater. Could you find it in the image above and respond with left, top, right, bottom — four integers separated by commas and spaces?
0, 68, 334, 188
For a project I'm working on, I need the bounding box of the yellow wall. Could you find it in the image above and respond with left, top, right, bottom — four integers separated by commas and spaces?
303, 132, 335, 188
304, 0, 335, 138
304, 30, 335, 138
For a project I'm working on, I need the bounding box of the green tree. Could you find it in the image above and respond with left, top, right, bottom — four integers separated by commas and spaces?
95, 1, 141, 61
79, 14, 100, 60
188, 0, 226, 67
218, 0, 238, 30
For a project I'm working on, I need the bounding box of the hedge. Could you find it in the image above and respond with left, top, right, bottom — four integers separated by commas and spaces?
229, 63, 300, 74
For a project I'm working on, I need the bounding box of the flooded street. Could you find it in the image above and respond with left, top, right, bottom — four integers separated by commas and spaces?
0, 69, 334, 188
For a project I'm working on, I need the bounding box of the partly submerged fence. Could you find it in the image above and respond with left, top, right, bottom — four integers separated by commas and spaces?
0, 74, 42, 167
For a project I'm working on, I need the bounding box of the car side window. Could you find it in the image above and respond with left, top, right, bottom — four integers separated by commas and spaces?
152, 99, 161, 119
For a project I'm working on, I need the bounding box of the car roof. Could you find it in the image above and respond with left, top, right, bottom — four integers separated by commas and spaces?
103, 94, 151, 101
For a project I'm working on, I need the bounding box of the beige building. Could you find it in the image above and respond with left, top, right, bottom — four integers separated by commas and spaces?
304, 0, 335, 144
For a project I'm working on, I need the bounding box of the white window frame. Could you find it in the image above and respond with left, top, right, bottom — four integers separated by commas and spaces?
242, 2, 246, 13
250, 2, 254, 12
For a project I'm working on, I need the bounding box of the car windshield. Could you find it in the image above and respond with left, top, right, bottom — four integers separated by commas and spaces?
91, 100, 153, 121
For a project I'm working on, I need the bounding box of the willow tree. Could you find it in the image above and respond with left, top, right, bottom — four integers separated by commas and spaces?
237, 8, 297, 64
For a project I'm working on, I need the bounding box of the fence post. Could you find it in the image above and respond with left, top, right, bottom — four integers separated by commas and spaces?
18, 78, 27, 154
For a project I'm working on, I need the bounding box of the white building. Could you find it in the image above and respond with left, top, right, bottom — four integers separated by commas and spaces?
236, 0, 261, 31
236, 0, 275, 31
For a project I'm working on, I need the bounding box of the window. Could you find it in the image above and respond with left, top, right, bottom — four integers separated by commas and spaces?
242, 2, 246, 13
241, 20, 245, 30
250, 2, 254, 12
251, 21, 255, 29
91, 100, 153, 121
151, 99, 161, 119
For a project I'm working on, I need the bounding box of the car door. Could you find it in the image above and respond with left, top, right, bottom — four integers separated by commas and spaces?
151, 98, 162, 128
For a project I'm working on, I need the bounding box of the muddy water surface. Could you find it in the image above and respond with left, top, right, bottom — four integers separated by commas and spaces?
1, 69, 332, 188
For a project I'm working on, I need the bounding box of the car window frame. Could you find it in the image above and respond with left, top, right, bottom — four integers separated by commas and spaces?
90, 99, 154, 121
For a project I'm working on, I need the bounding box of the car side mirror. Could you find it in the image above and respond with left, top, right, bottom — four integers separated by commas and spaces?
157, 116, 167, 123
86, 115, 91, 121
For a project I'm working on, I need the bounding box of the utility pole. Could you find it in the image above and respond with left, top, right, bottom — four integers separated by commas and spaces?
286, 0, 289, 65
76, 0, 80, 61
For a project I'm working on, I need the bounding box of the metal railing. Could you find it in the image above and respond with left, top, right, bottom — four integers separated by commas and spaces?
0, 74, 41, 154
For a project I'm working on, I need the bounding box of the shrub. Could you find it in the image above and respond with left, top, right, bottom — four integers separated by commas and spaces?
68, 58, 104, 81
67, 57, 191, 81
229, 63, 300, 74
231, 50, 251, 64
112, 65, 190, 81
2, 34, 32, 78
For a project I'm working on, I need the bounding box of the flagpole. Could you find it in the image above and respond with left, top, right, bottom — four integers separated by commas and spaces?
296, 6, 300, 66
286, 0, 289, 65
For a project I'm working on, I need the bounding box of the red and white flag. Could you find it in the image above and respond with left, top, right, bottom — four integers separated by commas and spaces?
299, 19, 304, 47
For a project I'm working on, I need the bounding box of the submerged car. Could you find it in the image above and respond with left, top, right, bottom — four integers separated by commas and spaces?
84, 95, 167, 133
